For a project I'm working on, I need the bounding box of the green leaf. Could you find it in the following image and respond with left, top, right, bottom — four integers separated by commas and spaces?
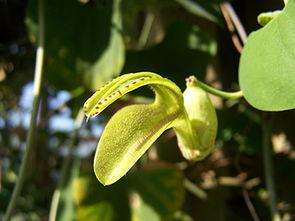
73, 172, 130, 220
73, 164, 185, 220
130, 192, 161, 221
130, 164, 185, 217
172, 211, 194, 221
84, 0, 125, 91
77, 202, 115, 221
124, 21, 217, 88
239, 1, 295, 111
26, 0, 124, 91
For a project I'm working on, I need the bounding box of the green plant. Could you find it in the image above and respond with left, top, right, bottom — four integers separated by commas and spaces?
3, 0, 295, 220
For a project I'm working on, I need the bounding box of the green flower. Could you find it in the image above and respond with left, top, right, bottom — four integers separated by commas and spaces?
84, 72, 217, 185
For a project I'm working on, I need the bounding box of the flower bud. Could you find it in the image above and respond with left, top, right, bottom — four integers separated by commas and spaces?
174, 76, 217, 161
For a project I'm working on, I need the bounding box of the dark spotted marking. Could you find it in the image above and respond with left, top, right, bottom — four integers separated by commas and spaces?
85, 74, 158, 117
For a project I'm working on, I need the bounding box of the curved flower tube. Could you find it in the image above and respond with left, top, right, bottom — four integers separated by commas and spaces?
83, 72, 217, 185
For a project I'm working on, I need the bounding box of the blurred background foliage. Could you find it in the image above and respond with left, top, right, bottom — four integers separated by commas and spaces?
0, 0, 294, 220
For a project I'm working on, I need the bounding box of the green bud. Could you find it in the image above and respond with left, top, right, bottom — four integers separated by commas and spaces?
174, 76, 217, 161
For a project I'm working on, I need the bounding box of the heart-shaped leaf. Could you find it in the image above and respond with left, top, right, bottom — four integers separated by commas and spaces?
239, 1, 295, 111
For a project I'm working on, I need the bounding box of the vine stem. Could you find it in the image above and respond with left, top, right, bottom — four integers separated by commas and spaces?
183, 179, 207, 200
48, 110, 84, 221
220, 3, 280, 219
175, 0, 218, 23
262, 115, 281, 221
215, 3, 280, 220
3, 0, 45, 220
193, 77, 243, 99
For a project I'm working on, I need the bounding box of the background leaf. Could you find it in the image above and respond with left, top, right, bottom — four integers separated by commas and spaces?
84, 0, 125, 91
73, 172, 130, 221
27, 0, 122, 91
78, 202, 115, 221
124, 21, 217, 89
130, 164, 185, 218
130, 192, 161, 221
73, 164, 184, 221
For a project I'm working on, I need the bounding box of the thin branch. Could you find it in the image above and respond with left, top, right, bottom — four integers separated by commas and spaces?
234, 154, 261, 221
221, 2, 247, 44
220, 2, 247, 53
220, 4, 243, 53
242, 189, 261, 221
175, 0, 218, 23
48, 109, 84, 221
262, 115, 281, 221
3, 0, 45, 220
184, 179, 207, 201
48, 190, 60, 221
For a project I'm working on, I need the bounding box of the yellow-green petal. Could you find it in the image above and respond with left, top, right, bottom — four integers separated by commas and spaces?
94, 103, 179, 185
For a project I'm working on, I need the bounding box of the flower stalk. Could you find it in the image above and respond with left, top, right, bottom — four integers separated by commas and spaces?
4, 0, 45, 220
